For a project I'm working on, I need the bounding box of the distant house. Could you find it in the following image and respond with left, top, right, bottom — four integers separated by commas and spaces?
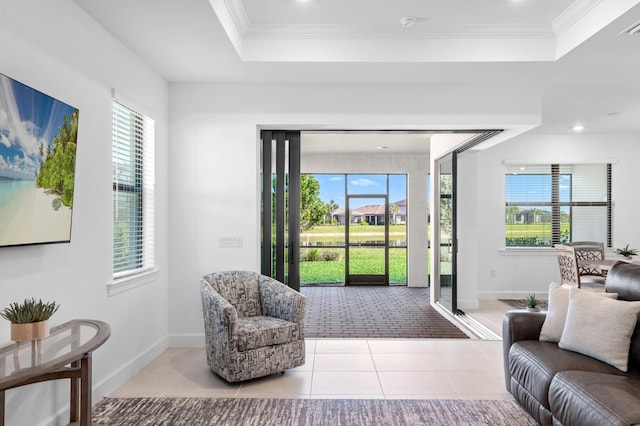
356, 204, 387, 225
520, 209, 552, 224
327, 201, 408, 225
328, 207, 364, 225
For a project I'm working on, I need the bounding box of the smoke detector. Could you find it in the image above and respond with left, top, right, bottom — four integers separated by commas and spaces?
400, 17, 417, 28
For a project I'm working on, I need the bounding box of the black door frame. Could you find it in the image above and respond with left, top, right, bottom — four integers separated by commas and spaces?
345, 194, 389, 286
260, 130, 301, 290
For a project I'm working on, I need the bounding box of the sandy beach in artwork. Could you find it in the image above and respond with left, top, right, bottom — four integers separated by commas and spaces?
0, 184, 72, 246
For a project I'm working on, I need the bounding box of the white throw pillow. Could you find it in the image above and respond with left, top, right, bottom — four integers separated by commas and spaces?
539, 282, 617, 343
559, 287, 640, 371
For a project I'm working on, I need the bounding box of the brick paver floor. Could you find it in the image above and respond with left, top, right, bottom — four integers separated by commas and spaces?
300, 285, 469, 339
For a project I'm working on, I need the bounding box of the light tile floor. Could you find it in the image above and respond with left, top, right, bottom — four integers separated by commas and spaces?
108, 301, 515, 401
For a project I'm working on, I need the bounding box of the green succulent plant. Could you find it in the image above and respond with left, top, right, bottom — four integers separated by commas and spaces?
0, 298, 60, 324
526, 293, 539, 309
616, 244, 638, 257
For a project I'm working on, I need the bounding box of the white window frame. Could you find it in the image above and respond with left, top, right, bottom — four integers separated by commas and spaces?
504, 162, 612, 248
109, 99, 156, 295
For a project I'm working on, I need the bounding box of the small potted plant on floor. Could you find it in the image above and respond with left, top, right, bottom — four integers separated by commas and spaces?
526, 294, 540, 312
1, 298, 60, 342
616, 244, 638, 260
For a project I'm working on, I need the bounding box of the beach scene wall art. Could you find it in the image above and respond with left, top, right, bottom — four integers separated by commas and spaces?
0, 73, 79, 247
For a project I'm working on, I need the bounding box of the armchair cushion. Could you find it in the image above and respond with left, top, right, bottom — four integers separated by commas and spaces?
236, 316, 301, 352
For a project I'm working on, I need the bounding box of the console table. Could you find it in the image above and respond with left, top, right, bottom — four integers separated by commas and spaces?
0, 319, 110, 426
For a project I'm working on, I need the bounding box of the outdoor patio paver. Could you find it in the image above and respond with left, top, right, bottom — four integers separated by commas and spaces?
300, 286, 469, 339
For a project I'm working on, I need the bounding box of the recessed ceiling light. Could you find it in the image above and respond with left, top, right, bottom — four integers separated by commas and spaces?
376, 146, 389, 150
573, 125, 584, 131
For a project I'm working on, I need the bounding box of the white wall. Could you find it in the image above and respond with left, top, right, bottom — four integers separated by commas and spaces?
168, 82, 541, 346
0, 1, 169, 425
470, 133, 640, 301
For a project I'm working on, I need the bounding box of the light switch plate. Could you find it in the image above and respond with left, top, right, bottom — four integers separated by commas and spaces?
219, 236, 243, 248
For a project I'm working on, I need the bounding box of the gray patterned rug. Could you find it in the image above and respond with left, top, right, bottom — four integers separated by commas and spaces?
92, 397, 537, 425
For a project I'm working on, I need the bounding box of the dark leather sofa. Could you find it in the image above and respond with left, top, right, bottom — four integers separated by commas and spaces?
503, 262, 640, 426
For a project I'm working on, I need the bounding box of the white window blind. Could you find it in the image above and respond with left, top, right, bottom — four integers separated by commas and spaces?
505, 163, 611, 248
112, 100, 155, 277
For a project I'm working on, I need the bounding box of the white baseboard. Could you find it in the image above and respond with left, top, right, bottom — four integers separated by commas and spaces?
478, 291, 548, 300
169, 333, 206, 348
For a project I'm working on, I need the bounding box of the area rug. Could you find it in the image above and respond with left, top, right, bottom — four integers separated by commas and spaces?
301, 286, 469, 339
92, 397, 537, 426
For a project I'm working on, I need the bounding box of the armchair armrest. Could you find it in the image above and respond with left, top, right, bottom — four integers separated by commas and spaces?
258, 276, 307, 337
200, 282, 239, 344
502, 309, 547, 391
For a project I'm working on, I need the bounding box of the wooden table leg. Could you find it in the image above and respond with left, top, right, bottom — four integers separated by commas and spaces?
70, 360, 80, 423
80, 353, 92, 426
0, 390, 5, 426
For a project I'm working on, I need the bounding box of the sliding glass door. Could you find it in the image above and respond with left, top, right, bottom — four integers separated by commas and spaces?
435, 152, 457, 314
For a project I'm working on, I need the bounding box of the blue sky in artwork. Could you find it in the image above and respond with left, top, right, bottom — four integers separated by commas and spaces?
0, 73, 77, 180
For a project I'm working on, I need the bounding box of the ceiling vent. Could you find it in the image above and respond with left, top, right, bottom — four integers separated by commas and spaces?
621, 20, 640, 35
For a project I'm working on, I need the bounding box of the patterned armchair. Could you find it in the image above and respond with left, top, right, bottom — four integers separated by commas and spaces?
200, 271, 307, 382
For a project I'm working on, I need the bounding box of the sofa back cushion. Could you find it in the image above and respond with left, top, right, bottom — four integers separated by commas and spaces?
606, 262, 640, 376
202, 271, 263, 317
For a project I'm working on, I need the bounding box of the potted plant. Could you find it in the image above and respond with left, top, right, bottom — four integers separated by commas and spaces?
1, 298, 60, 342
526, 294, 540, 312
616, 244, 638, 260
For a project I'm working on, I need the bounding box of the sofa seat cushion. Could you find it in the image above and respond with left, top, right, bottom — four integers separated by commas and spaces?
550, 371, 640, 426
509, 340, 623, 409
236, 316, 300, 352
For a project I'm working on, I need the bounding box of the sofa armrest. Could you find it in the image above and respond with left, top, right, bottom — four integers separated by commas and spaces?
502, 309, 547, 392
259, 276, 307, 338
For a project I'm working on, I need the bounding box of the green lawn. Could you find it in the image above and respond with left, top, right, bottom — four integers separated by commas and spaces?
505, 223, 570, 246
300, 247, 408, 284
300, 224, 409, 284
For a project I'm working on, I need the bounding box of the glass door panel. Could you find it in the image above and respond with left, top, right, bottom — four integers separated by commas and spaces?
346, 195, 388, 285
435, 152, 456, 313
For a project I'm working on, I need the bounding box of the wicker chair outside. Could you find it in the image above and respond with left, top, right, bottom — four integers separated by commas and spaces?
571, 241, 605, 277
200, 271, 306, 382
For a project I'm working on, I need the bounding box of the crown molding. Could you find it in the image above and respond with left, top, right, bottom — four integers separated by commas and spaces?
552, 0, 603, 36
244, 23, 554, 40
225, 0, 250, 34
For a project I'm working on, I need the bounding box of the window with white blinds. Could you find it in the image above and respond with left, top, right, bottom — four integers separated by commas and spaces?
112, 100, 155, 277
505, 163, 611, 248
